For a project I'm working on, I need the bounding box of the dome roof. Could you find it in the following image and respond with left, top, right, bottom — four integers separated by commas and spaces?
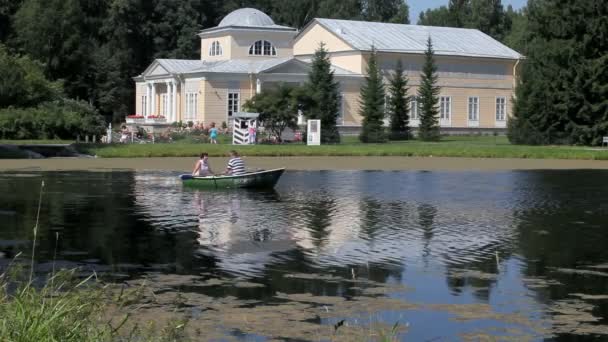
219, 8, 275, 27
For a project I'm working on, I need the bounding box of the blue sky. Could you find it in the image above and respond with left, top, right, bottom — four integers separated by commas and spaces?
409, 0, 528, 24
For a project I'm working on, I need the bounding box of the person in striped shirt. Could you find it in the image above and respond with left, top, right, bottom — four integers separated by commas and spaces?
224, 150, 246, 175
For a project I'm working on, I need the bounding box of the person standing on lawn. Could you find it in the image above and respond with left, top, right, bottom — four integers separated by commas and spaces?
209, 122, 218, 144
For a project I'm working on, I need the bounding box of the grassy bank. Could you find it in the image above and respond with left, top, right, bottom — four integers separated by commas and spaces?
76, 136, 608, 160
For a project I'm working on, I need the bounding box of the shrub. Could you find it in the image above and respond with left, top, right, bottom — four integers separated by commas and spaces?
0, 100, 106, 140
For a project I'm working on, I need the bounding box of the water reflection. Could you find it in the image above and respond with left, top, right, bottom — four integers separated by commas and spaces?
2, 169, 608, 339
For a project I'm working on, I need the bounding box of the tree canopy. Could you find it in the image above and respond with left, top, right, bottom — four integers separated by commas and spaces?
244, 83, 300, 142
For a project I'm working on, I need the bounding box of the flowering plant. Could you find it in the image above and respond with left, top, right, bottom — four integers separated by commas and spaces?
147, 115, 166, 119
127, 115, 144, 119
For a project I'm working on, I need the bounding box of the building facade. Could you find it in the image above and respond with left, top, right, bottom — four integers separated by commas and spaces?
133, 8, 522, 132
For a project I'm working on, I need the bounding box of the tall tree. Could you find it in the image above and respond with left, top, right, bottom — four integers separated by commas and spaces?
13, 0, 104, 102
418, 6, 451, 27
417, 37, 440, 141
150, 0, 206, 59
503, 5, 528, 54
359, 46, 387, 143
387, 60, 410, 140
508, 0, 608, 146
271, 0, 317, 29
364, 0, 410, 24
301, 43, 341, 143
418, 0, 510, 43
0, 0, 24, 44
316, 0, 363, 22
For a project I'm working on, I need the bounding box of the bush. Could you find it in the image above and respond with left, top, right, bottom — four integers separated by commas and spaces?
0, 99, 106, 140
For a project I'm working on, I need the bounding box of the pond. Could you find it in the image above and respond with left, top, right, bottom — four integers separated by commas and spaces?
1, 170, 607, 340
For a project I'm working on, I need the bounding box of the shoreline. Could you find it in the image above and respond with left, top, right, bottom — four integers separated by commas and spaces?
2, 156, 608, 171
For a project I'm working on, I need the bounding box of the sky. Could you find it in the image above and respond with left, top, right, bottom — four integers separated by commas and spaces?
409, 0, 528, 24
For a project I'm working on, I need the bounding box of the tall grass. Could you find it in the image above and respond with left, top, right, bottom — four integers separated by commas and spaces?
0, 181, 192, 342
0, 180, 113, 341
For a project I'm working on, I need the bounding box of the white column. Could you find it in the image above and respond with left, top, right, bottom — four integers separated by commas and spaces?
146, 83, 151, 118
172, 80, 178, 123
256, 78, 262, 94
165, 80, 172, 119
150, 82, 156, 116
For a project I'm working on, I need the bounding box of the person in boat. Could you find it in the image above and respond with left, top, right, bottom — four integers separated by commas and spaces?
192, 152, 213, 176
224, 150, 246, 176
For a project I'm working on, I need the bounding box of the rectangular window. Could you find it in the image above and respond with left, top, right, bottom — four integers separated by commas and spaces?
440, 96, 451, 120
141, 95, 147, 115
410, 97, 419, 120
496, 97, 506, 121
185, 93, 197, 121
227, 92, 240, 118
468, 97, 479, 121
161, 94, 168, 117
336, 94, 344, 125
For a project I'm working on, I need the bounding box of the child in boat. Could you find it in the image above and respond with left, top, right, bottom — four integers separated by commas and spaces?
192, 153, 213, 176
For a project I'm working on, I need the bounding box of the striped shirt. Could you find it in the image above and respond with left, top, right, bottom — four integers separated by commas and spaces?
227, 157, 246, 175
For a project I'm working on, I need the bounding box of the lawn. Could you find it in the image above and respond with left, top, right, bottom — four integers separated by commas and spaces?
73, 135, 608, 160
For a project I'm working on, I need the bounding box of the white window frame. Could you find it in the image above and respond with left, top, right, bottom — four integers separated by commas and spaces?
468, 96, 480, 127
248, 40, 277, 56
336, 93, 344, 126
383, 94, 390, 127
495, 96, 507, 128
227, 91, 240, 119
440, 96, 452, 126
141, 95, 148, 116
185, 92, 198, 121
409, 96, 420, 127
161, 94, 168, 117
209, 41, 223, 57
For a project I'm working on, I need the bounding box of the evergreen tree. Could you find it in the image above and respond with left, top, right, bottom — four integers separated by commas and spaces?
302, 43, 341, 143
417, 37, 440, 141
387, 60, 410, 140
359, 46, 387, 143
508, 0, 608, 146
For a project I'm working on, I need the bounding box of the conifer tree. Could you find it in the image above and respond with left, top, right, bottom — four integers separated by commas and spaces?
301, 43, 341, 143
387, 60, 410, 140
417, 37, 441, 141
359, 46, 387, 143
509, 0, 608, 145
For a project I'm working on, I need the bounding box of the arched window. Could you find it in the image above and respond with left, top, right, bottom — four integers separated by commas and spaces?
209, 41, 222, 56
248, 40, 277, 56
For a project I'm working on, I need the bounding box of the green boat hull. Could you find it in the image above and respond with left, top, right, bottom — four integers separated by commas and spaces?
180, 168, 285, 189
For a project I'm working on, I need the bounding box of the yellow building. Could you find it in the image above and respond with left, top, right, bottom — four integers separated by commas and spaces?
133, 8, 522, 133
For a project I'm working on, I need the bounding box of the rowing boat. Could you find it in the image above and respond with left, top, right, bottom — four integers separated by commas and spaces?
179, 168, 285, 189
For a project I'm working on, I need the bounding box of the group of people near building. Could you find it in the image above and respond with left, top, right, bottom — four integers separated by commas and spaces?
117, 121, 259, 145
192, 150, 246, 177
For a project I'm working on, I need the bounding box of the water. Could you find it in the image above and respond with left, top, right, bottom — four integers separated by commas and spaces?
1, 170, 607, 340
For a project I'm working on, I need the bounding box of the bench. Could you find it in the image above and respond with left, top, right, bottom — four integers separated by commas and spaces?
603, 136, 608, 147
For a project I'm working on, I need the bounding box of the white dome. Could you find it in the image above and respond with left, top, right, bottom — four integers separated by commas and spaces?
219, 8, 275, 27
